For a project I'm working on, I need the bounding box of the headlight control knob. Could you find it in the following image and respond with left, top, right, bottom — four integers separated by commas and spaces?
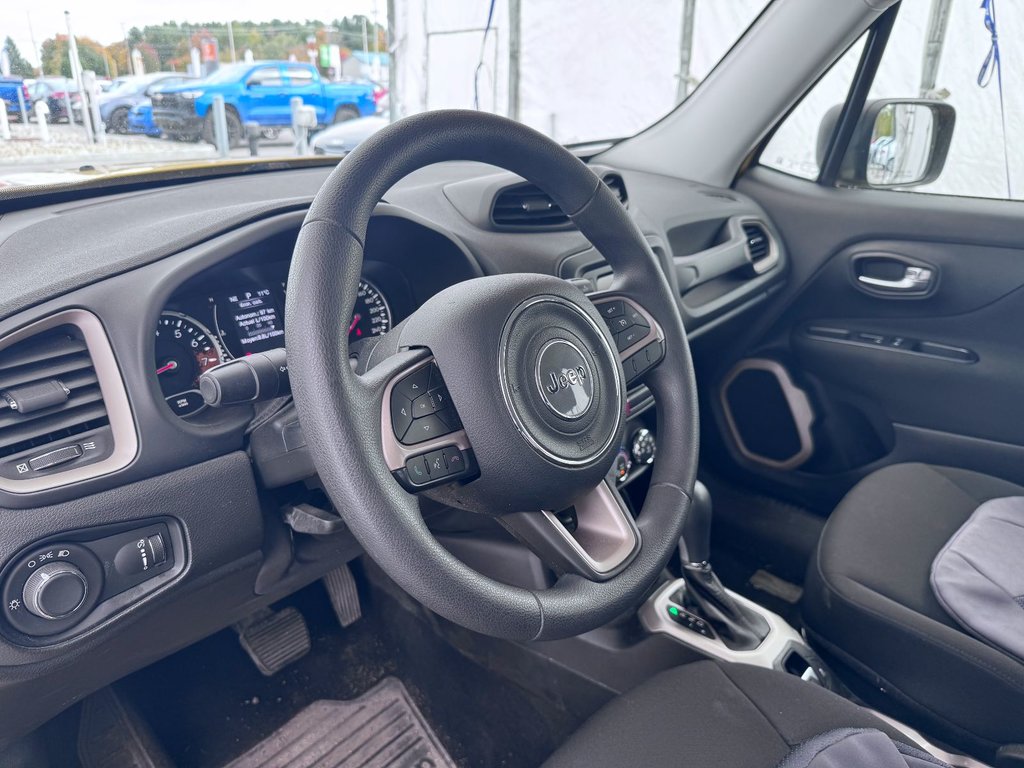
22, 562, 88, 620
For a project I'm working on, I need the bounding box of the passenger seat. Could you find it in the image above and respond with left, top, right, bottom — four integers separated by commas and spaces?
802, 462, 1024, 762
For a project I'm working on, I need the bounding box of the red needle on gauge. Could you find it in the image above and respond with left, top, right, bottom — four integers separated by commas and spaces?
155, 360, 178, 375
348, 314, 362, 334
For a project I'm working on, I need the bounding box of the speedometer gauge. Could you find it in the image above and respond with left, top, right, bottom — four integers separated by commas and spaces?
155, 312, 226, 417
348, 279, 392, 343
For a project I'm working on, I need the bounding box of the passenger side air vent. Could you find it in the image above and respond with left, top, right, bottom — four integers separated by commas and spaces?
0, 311, 137, 493
0, 328, 107, 459
742, 221, 778, 274
491, 174, 628, 228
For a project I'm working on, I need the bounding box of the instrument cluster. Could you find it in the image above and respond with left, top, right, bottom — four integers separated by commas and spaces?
155, 260, 400, 418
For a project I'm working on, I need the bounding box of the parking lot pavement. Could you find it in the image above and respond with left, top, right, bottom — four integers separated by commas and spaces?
0, 123, 317, 186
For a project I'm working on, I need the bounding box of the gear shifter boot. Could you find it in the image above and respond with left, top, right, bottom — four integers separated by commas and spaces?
681, 562, 770, 651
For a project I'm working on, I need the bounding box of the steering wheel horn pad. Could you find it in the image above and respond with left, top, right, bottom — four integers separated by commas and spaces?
286, 110, 699, 641
397, 275, 621, 515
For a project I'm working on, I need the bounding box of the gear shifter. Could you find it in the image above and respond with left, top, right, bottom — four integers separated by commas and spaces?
678, 481, 769, 651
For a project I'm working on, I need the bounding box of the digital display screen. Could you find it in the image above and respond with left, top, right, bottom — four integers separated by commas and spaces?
224, 288, 284, 354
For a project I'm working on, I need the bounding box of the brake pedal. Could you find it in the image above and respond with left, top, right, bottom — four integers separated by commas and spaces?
323, 564, 362, 627
236, 607, 311, 676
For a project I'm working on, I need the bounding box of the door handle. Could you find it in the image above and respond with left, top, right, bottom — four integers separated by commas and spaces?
857, 266, 933, 292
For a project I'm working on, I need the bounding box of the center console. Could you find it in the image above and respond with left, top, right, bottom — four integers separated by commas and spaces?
639, 481, 833, 689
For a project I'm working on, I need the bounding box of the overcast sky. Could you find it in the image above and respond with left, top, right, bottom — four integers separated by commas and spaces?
7, 0, 383, 67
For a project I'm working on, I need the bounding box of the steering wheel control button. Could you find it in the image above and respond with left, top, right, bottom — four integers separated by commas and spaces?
396, 446, 477, 492
424, 450, 449, 477
412, 392, 440, 418
405, 455, 429, 485
623, 340, 665, 383
607, 315, 632, 334
437, 408, 462, 431
441, 446, 465, 474
392, 362, 464, 446
404, 414, 449, 444
599, 300, 624, 319
616, 326, 647, 352
625, 306, 649, 330
390, 395, 414, 440
395, 366, 431, 401
536, 340, 595, 420
22, 563, 88, 620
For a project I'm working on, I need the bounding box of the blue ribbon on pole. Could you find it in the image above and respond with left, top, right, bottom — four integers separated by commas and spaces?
473, 0, 499, 111
978, 0, 1013, 197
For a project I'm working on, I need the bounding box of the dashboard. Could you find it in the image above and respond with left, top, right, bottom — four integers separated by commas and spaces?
0, 161, 786, 743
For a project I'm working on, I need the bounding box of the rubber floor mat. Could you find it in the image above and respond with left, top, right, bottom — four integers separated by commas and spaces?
224, 677, 455, 768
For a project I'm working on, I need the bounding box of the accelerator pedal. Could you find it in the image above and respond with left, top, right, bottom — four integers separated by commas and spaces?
224, 677, 455, 768
235, 607, 311, 677
323, 564, 362, 628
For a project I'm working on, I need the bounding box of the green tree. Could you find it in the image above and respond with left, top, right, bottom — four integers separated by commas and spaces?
3, 37, 36, 77
40, 35, 108, 79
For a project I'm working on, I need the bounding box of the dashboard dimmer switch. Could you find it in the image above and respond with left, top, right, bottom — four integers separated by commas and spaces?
114, 534, 167, 577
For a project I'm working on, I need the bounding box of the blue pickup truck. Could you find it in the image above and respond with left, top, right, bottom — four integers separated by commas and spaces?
0, 77, 31, 120
152, 61, 378, 145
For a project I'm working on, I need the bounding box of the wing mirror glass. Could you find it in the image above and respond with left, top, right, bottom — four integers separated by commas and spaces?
816, 99, 956, 189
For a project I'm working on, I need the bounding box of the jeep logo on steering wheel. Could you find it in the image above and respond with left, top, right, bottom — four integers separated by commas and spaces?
536, 339, 594, 419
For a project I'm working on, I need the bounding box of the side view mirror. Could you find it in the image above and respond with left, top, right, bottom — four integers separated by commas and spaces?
816, 99, 956, 189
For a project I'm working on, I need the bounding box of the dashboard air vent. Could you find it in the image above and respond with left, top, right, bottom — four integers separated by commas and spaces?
0, 327, 108, 459
742, 222, 772, 266
491, 174, 628, 228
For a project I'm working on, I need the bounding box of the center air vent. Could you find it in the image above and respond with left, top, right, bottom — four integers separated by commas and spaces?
741, 221, 778, 274
491, 173, 628, 229
0, 310, 137, 493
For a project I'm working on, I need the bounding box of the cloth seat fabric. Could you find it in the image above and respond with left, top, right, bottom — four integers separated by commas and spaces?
543, 660, 913, 768
802, 462, 1024, 759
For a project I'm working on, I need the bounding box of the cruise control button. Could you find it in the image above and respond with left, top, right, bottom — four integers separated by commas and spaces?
405, 455, 429, 485
403, 414, 450, 444
624, 306, 649, 330
395, 366, 431, 401
425, 449, 448, 478
442, 446, 466, 476
390, 394, 414, 440
616, 325, 647, 352
599, 300, 624, 319
607, 315, 632, 334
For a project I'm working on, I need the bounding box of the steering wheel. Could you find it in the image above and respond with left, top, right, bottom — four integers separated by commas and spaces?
285, 110, 698, 641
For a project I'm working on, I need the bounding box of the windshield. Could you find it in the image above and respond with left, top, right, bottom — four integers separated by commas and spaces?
1, 2, 769, 192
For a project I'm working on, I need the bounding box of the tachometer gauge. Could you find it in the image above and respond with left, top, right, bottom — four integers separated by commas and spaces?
348, 279, 392, 343
155, 312, 226, 417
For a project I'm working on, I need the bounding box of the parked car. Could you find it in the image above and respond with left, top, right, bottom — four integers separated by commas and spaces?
311, 115, 389, 156
100, 73, 195, 134
0, 76, 31, 121
27, 78, 82, 123
126, 100, 160, 137
152, 61, 377, 146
